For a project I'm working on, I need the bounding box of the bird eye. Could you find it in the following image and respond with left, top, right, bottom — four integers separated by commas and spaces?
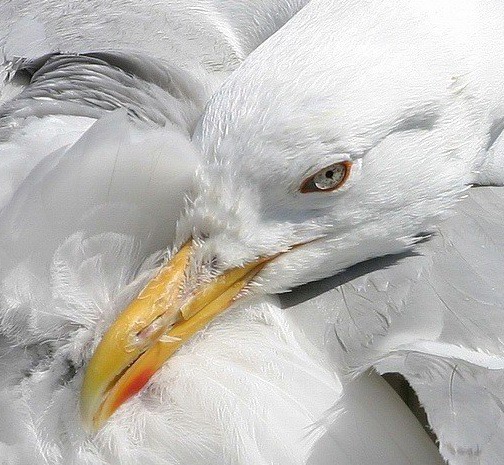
300, 161, 352, 193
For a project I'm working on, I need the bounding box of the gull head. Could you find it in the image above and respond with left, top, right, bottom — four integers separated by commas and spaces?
183, 98, 467, 295
81, 20, 476, 430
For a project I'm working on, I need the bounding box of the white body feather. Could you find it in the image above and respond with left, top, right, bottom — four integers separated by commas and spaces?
284, 186, 504, 464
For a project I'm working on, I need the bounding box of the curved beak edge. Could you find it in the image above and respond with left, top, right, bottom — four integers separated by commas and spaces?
80, 242, 270, 432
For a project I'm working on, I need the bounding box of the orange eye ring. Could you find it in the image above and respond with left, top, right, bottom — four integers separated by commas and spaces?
300, 161, 352, 193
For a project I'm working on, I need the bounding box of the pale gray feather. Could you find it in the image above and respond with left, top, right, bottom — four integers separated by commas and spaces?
0, 52, 207, 135
283, 186, 504, 465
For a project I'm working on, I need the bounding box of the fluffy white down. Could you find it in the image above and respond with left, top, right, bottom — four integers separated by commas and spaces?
0, 245, 339, 465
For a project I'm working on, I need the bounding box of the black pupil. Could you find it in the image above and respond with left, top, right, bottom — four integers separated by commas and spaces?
325, 170, 334, 179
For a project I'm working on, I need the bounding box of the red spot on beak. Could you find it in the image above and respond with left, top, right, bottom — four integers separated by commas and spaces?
112, 369, 155, 412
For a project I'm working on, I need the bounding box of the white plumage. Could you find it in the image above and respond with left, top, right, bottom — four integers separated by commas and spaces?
1, 1, 503, 464
0, 111, 440, 465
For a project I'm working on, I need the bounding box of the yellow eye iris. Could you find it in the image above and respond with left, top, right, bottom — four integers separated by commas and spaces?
300, 161, 352, 193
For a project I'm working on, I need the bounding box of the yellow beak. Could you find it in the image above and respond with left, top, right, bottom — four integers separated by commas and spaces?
80, 242, 271, 431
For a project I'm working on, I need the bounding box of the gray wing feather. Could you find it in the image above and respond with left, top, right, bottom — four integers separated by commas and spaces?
0, 52, 206, 135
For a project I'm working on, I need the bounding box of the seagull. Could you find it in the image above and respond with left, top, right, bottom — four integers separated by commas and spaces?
0, 1, 502, 465
0, 2, 443, 464
80, 0, 504, 462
